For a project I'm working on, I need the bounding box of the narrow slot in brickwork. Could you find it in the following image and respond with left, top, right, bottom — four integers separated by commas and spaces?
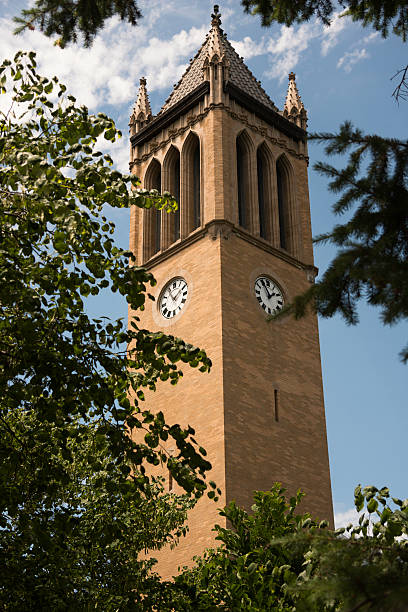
274, 388, 279, 422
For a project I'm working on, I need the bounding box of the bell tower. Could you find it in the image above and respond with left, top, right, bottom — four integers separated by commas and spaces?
129, 5, 333, 576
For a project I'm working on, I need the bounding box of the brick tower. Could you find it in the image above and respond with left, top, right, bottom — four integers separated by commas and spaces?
129, 6, 333, 576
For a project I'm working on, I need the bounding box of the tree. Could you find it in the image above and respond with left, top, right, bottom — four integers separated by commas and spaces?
14, 0, 141, 47
293, 485, 408, 611
287, 124, 408, 362
240, 0, 408, 362
0, 50, 216, 608
242, 0, 408, 40
174, 484, 328, 611
174, 484, 408, 611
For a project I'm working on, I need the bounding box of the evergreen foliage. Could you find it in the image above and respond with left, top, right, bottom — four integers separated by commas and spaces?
14, 0, 141, 47
240, 0, 408, 362
0, 51, 216, 608
284, 123, 408, 362
242, 0, 408, 40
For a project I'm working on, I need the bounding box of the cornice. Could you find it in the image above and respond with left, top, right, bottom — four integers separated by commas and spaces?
140, 219, 317, 278
130, 81, 306, 154
225, 82, 306, 143
130, 82, 210, 147
130, 102, 308, 171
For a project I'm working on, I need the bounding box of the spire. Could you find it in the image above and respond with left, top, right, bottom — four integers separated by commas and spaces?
283, 72, 307, 130
130, 77, 152, 135
206, 4, 226, 61
159, 5, 277, 114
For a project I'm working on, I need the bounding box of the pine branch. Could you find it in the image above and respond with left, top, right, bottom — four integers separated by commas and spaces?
290, 123, 408, 359
13, 0, 142, 47
391, 64, 408, 103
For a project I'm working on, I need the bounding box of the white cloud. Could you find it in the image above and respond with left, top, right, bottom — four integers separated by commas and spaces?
321, 11, 350, 56
265, 21, 320, 81
138, 26, 207, 91
337, 48, 369, 72
94, 134, 131, 175
0, 12, 207, 112
362, 31, 380, 45
334, 507, 362, 529
230, 36, 266, 60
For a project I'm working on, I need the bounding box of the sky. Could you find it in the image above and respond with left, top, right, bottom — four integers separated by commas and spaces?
1, 0, 406, 528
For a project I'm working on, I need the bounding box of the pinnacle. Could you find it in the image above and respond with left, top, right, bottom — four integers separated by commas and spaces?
207, 4, 226, 60
131, 77, 152, 123
283, 72, 305, 115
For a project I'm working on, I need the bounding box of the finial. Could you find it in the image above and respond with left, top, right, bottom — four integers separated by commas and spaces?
130, 76, 152, 133
283, 72, 307, 129
211, 4, 221, 26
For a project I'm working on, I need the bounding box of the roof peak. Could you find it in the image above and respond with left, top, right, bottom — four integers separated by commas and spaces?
159, 4, 277, 114
211, 4, 222, 28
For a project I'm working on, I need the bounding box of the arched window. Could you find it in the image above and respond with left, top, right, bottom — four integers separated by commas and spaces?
173, 156, 180, 242
236, 131, 252, 231
144, 158, 162, 259
182, 132, 201, 235
163, 146, 181, 247
193, 142, 201, 229
256, 143, 272, 242
276, 155, 292, 252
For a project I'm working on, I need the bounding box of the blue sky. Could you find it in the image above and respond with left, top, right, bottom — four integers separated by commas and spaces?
1, 0, 406, 526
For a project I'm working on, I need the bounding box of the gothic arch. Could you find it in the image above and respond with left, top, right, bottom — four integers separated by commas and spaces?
163, 145, 181, 248
276, 154, 298, 256
236, 130, 255, 232
143, 158, 162, 260
182, 131, 201, 236
256, 142, 274, 242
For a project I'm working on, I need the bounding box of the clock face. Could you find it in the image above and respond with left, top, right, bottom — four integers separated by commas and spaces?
254, 276, 284, 315
159, 278, 188, 319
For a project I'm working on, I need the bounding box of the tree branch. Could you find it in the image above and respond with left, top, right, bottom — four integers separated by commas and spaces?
391, 64, 408, 103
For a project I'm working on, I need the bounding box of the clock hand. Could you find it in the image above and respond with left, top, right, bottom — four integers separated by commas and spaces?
261, 280, 272, 301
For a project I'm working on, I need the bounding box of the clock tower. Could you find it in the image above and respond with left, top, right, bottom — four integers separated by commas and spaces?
129, 6, 333, 576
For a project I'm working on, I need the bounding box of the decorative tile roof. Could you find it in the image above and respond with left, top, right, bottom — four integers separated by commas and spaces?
160, 5, 277, 114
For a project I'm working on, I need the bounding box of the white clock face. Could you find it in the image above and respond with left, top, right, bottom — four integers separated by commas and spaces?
159, 278, 188, 319
254, 276, 284, 314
